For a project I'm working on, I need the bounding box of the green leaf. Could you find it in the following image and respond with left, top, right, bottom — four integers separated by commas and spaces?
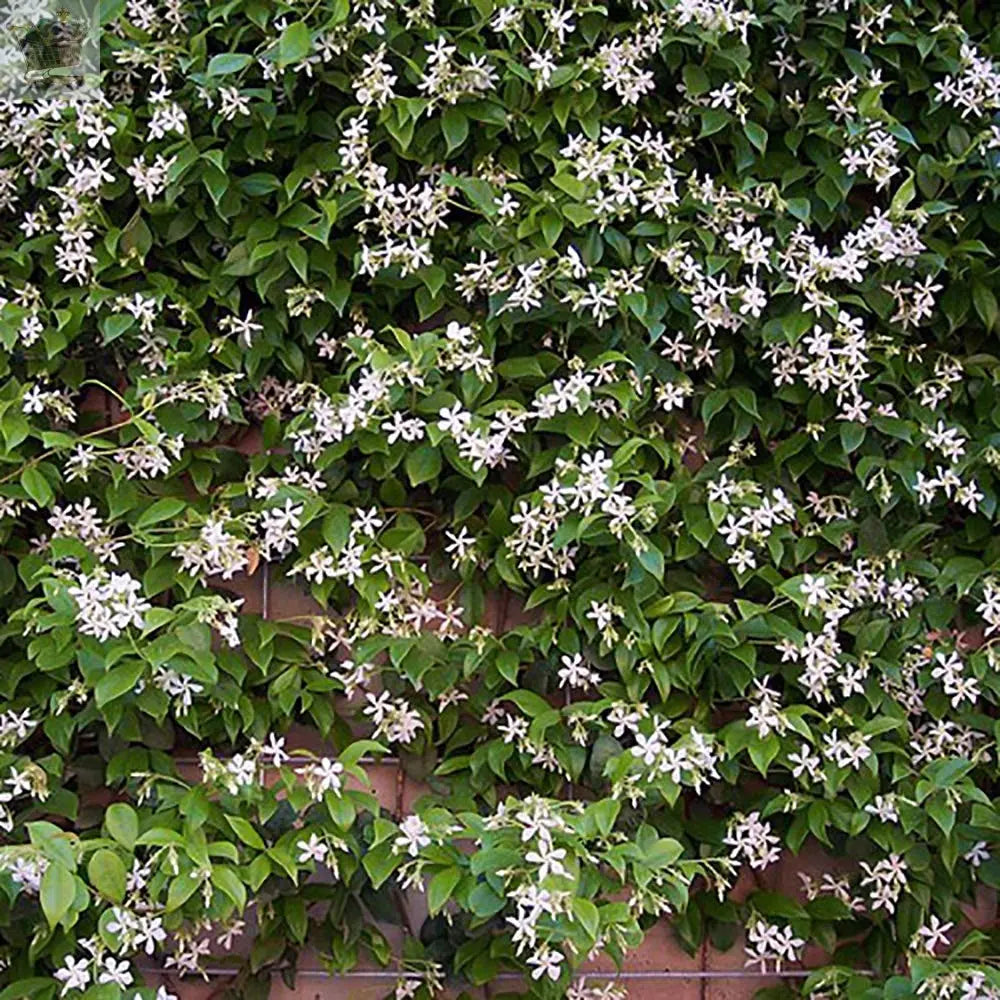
135, 496, 186, 528
100, 314, 135, 343
840, 421, 866, 454
207, 53, 253, 75
563, 203, 595, 226
730, 387, 759, 418
551, 172, 586, 200
339, 739, 388, 767
495, 650, 519, 685
225, 816, 266, 850
95, 661, 146, 707
682, 64, 710, 96
285, 895, 307, 941
751, 890, 808, 919
405, 445, 441, 486
28, 822, 76, 868
701, 389, 729, 426
136, 828, 185, 847
541, 212, 563, 247
362, 841, 399, 889
202, 165, 229, 205
573, 898, 600, 940
748, 734, 780, 775
445, 174, 496, 216
786, 197, 810, 221
926, 794, 955, 836
40, 862, 75, 927
0, 978, 57, 1000
212, 865, 247, 911
699, 108, 729, 137
744, 121, 767, 153
974, 284, 998, 332
468, 882, 505, 917
505, 689, 553, 717
1, 409, 29, 451
322, 505, 352, 553
441, 107, 469, 152
890, 172, 915, 215
637, 543, 664, 579
855, 618, 890, 654
428, 865, 462, 914
589, 798, 620, 837
97, 0, 125, 20
87, 849, 126, 903
20, 466, 53, 507
239, 173, 281, 197
643, 836, 684, 868
105, 804, 138, 849
277, 21, 312, 67
166, 871, 202, 911
248, 855, 271, 891
288, 243, 309, 281
939, 556, 984, 596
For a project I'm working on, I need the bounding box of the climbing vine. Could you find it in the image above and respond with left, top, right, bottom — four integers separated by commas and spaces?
0, 0, 999, 998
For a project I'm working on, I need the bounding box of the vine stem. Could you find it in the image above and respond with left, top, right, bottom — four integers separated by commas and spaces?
0, 397, 163, 485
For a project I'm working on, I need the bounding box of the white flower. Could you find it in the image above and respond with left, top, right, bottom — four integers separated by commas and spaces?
261, 733, 289, 766
524, 845, 568, 880
54, 956, 92, 996
68, 570, 151, 641
527, 947, 563, 982
557, 653, 600, 690
800, 574, 830, 609
965, 841, 991, 867
912, 914, 954, 954
297, 833, 329, 864
394, 814, 431, 857
445, 526, 477, 561
221, 310, 263, 348
725, 812, 781, 870
300, 757, 344, 799
437, 402, 472, 435
744, 919, 804, 973
98, 958, 133, 988
496, 192, 520, 217
631, 732, 663, 766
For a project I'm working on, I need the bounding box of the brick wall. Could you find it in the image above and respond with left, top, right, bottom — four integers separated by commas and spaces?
176, 562, 850, 998
80, 392, 994, 999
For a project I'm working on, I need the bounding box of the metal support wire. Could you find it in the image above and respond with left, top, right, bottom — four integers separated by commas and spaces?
172, 755, 397, 766
139, 967, 846, 981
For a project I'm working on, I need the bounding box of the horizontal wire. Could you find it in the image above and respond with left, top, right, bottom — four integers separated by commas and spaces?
171, 756, 397, 766
140, 967, 842, 981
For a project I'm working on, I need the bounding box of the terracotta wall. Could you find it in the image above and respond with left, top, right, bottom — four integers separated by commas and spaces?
185, 562, 794, 999
76, 390, 995, 998
192, 563, 997, 998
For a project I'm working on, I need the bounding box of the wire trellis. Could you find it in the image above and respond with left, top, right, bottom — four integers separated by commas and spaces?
159, 566, 857, 990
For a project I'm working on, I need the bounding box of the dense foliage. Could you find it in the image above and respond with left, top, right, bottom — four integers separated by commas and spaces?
1, 0, 1000, 997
